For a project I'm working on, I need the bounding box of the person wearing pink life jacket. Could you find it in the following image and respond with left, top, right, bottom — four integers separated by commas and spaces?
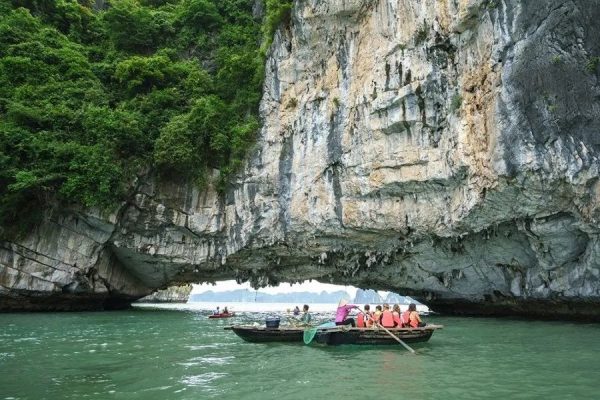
401, 307, 411, 328
380, 303, 396, 328
335, 299, 359, 327
356, 304, 370, 328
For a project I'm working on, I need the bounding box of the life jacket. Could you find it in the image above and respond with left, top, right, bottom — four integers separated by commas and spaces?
401, 311, 411, 327
357, 312, 365, 328
392, 311, 402, 327
381, 310, 395, 328
372, 311, 382, 325
365, 312, 374, 327
409, 311, 420, 328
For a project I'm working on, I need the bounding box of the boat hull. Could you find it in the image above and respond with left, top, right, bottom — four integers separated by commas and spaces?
225, 326, 304, 343
315, 327, 437, 346
208, 313, 235, 319
225, 325, 442, 345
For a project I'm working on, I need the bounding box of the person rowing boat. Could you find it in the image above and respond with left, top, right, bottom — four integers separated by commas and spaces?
335, 299, 359, 327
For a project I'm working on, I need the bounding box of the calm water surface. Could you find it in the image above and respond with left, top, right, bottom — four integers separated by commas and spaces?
1, 307, 599, 399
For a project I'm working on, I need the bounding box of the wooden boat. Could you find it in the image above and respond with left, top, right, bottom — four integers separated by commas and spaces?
208, 312, 236, 319
224, 325, 304, 342
314, 325, 443, 346
225, 324, 442, 345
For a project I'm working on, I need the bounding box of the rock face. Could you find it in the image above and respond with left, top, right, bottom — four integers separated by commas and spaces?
137, 284, 192, 303
2, 0, 600, 319
354, 289, 383, 304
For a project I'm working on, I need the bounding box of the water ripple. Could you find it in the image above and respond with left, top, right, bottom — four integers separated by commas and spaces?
181, 372, 228, 387
1, 310, 599, 400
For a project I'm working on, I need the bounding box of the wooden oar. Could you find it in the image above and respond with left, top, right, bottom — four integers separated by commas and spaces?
357, 307, 415, 354
375, 322, 416, 354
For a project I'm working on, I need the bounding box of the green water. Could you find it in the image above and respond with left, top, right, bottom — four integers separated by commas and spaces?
1, 309, 599, 399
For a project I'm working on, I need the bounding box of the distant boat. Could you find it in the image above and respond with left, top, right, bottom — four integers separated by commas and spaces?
208, 312, 236, 319
225, 325, 442, 345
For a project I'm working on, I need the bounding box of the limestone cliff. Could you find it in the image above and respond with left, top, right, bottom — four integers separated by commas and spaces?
2, 0, 600, 319
136, 285, 192, 303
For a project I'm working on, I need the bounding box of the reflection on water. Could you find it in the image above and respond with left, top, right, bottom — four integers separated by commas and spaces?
1, 307, 599, 399
181, 371, 228, 387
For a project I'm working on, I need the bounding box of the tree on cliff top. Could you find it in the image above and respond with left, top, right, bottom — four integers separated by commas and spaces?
0, 0, 286, 236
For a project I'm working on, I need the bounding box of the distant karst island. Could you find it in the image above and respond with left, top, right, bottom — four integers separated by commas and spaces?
189, 288, 422, 305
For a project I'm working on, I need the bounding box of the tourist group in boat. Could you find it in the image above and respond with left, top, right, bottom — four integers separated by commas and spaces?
283, 299, 425, 329
224, 298, 437, 346
335, 299, 425, 328
213, 306, 231, 315
211, 299, 426, 330
208, 306, 235, 318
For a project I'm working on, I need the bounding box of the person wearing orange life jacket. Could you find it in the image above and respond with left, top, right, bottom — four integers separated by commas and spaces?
372, 305, 383, 326
366, 311, 375, 327
380, 303, 396, 328
407, 303, 426, 328
392, 304, 403, 327
357, 304, 371, 328
401, 307, 411, 328
365, 305, 377, 328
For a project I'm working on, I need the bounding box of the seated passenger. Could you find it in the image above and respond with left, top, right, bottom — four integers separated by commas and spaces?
407, 303, 426, 328
300, 304, 312, 324
223, 307, 229, 314
372, 305, 383, 326
392, 304, 403, 327
401, 306, 411, 327
357, 304, 371, 328
335, 299, 359, 327
380, 303, 396, 328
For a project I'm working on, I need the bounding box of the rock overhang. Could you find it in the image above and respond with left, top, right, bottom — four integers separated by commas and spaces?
1, 0, 600, 319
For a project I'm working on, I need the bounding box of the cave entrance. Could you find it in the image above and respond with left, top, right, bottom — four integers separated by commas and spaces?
182, 280, 430, 313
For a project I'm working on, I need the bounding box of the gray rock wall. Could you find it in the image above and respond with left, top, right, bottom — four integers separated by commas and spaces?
136, 284, 192, 303
1, 0, 599, 319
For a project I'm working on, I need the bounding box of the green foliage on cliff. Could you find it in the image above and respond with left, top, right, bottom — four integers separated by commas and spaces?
0, 0, 287, 233
261, 0, 292, 55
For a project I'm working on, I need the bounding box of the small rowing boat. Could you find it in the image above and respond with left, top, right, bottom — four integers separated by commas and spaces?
225, 324, 442, 345
314, 325, 443, 345
208, 312, 236, 319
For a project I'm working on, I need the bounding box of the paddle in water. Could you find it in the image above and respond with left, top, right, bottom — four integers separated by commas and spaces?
358, 307, 416, 354
375, 322, 416, 353
303, 322, 336, 344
